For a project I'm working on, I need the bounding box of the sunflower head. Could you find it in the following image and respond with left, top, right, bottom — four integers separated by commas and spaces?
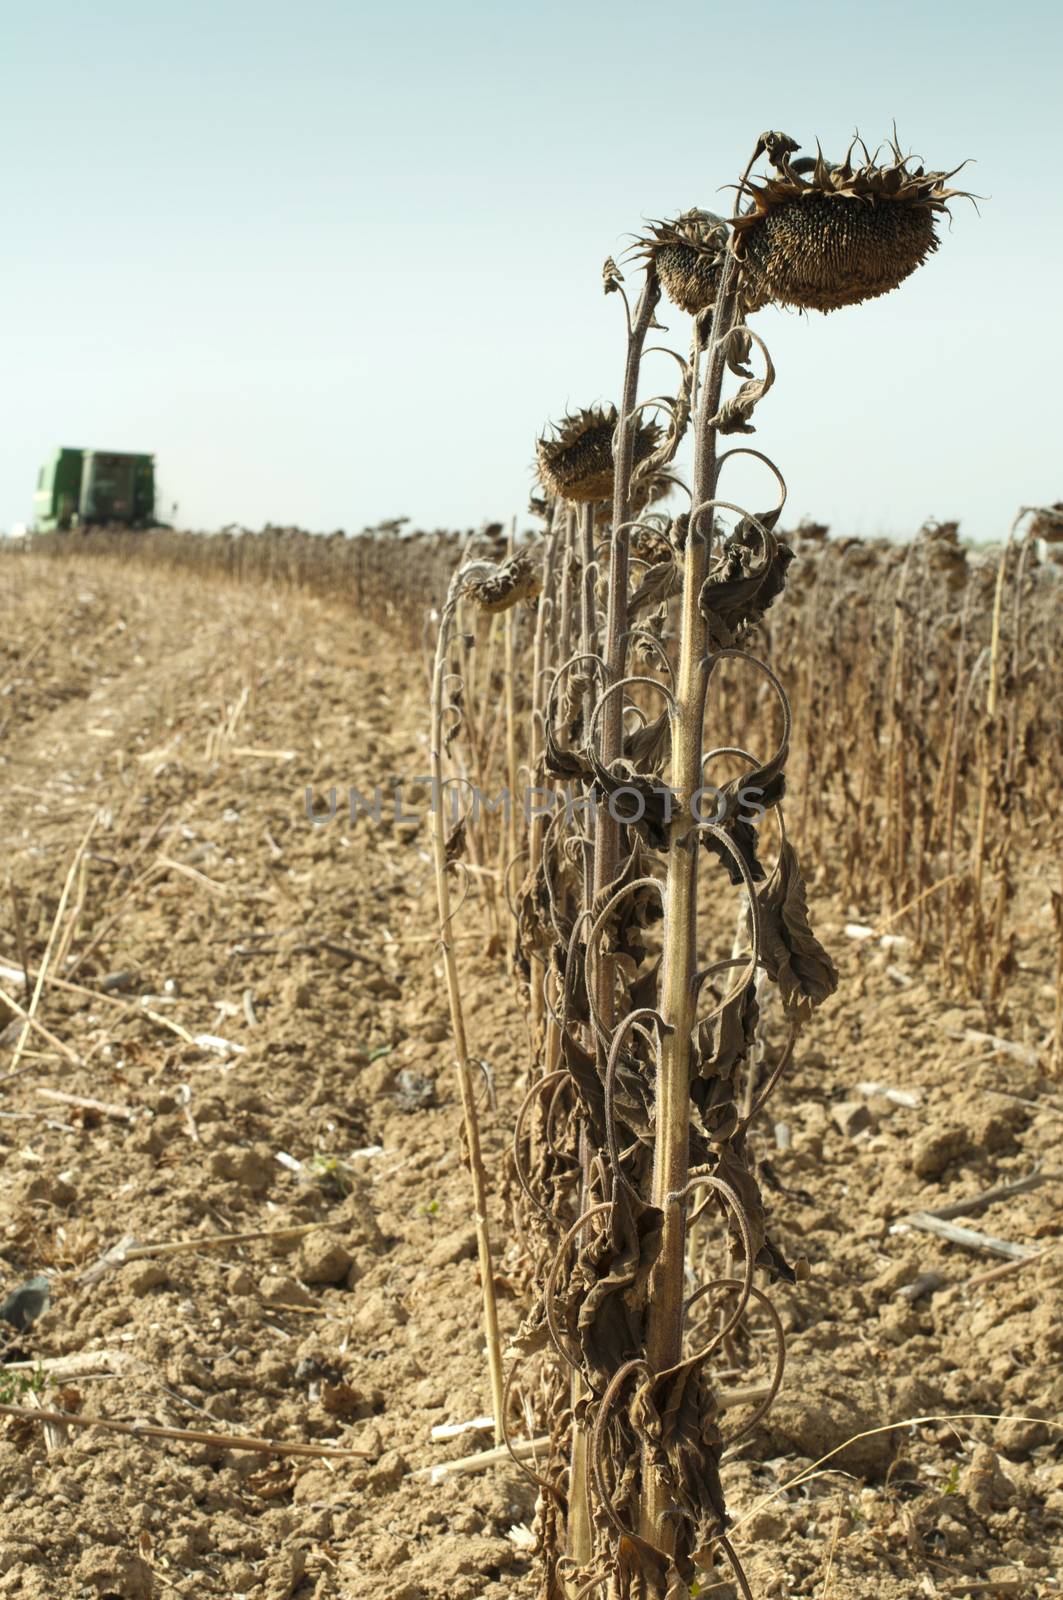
732, 135, 970, 313
461, 552, 541, 613
1029, 503, 1063, 545
793, 519, 830, 544
535, 406, 663, 504
917, 518, 968, 591
633, 209, 730, 315
629, 518, 674, 566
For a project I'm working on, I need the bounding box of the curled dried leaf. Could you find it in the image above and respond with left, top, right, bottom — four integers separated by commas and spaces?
444, 818, 466, 864
752, 839, 838, 1016
628, 555, 680, 618
709, 328, 775, 435
622, 709, 671, 773
544, 720, 592, 782
698, 521, 794, 646
589, 756, 672, 852
699, 750, 785, 885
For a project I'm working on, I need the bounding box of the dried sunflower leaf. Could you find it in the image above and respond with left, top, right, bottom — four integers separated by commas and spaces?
695, 979, 758, 1082
544, 720, 592, 782
722, 326, 753, 379
589, 756, 672, 852
753, 839, 838, 1016
709, 331, 776, 435
628, 556, 680, 618
444, 818, 466, 863
622, 709, 671, 772
698, 522, 794, 645
577, 1195, 662, 1392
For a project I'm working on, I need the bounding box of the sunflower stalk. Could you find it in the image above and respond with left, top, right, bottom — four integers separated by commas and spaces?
429, 570, 507, 1442
566, 497, 600, 1580
509, 128, 968, 1599
638, 255, 742, 1554
504, 520, 522, 890
528, 506, 565, 1052
565, 266, 664, 1583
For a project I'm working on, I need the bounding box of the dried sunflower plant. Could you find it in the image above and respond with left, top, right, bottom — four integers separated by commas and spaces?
432, 130, 970, 1599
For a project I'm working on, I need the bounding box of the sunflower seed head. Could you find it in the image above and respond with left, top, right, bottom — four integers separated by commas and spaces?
733, 134, 972, 312
1029, 504, 1063, 545
461, 553, 541, 613
535, 406, 663, 504
632, 209, 730, 315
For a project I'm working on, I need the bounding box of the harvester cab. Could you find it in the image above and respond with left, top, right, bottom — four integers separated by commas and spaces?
34, 448, 155, 531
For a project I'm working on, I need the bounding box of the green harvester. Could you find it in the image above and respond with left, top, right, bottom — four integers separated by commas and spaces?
34, 448, 155, 531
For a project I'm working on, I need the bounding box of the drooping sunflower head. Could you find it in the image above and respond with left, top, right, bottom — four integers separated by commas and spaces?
632, 209, 730, 315
732, 135, 971, 313
535, 406, 663, 504
917, 518, 968, 591
629, 517, 675, 566
1029, 503, 1063, 545
461, 552, 541, 613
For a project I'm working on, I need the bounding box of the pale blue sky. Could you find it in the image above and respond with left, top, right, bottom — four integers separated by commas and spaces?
2, 0, 1059, 540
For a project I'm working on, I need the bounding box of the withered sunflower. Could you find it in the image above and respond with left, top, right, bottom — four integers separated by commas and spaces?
536, 406, 662, 504
1030, 504, 1063, 545
633, 209, 730, 315
732, 137, 969, 313
918, 519, 968, 590
461, 552, 541, 613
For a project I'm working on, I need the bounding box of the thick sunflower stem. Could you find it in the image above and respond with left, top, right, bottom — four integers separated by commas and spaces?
504, 518, 521, 889
566, 499, 600, 1582
638, 267, 741, 1557
528, 506, 564, 1057
565, 273, 661, 1591
596, 266, 662, 892
974, 532, 1011, 902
